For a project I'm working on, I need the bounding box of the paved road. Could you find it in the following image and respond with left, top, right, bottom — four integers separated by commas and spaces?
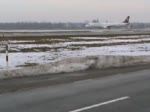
0, 69, 150, 112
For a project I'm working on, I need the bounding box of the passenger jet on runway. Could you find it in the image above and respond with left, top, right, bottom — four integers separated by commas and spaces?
86, 16, 130, 29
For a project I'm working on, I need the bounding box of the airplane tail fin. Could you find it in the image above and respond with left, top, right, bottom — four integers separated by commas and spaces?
123, 16, 130, 23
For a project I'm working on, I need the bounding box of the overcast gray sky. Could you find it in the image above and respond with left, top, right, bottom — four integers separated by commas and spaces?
0, 0, 150, 22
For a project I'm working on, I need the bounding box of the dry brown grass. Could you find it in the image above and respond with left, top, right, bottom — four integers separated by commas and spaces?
1, 35, 150, 53
16, 62, 39, 68
70, 40, 150, 48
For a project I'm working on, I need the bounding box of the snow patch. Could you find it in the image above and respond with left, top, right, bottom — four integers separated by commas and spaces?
0, 55, 150, 79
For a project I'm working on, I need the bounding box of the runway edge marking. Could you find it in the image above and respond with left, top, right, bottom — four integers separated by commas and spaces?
69, 96, 130, 112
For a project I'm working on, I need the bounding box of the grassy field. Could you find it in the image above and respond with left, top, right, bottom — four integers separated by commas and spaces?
1, 33, 150, 69
0, 35, 150, 53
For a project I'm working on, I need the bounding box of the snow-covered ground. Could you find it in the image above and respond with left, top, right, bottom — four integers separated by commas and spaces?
1, 35, 150, 70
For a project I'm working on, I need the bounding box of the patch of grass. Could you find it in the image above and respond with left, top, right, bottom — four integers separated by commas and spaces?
112, 37, 150, 40
70, 40, 150, 48
0, 46, 82, 53
71, 39, 108, 42
16, 62, 38, 68
19, 46, 69, 52
0, 36, 71, 41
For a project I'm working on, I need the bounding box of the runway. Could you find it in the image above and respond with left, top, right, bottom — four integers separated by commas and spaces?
0, 67, 150, 112
0, 29, 150, 38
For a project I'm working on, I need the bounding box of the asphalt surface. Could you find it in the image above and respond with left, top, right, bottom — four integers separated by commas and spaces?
1, 29, 150, 38
0, 67, 150, 112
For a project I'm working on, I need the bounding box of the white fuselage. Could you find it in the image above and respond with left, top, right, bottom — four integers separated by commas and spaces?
86, 22, 129, 29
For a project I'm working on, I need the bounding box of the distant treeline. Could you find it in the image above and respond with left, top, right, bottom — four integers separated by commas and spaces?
0, 22, 85, 30
0, 22, 150, 30
130, 23, 150, 29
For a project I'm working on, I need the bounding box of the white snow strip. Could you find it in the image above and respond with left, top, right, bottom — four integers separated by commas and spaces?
10, 37, 146, 50
112, 35, 150, 39
10, 40, 35, 44
71, 37, 109, 40
1, 55, 150, 79
1, 43, 150, 70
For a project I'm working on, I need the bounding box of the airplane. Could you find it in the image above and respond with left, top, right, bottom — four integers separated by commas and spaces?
85, 16, 130, 29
